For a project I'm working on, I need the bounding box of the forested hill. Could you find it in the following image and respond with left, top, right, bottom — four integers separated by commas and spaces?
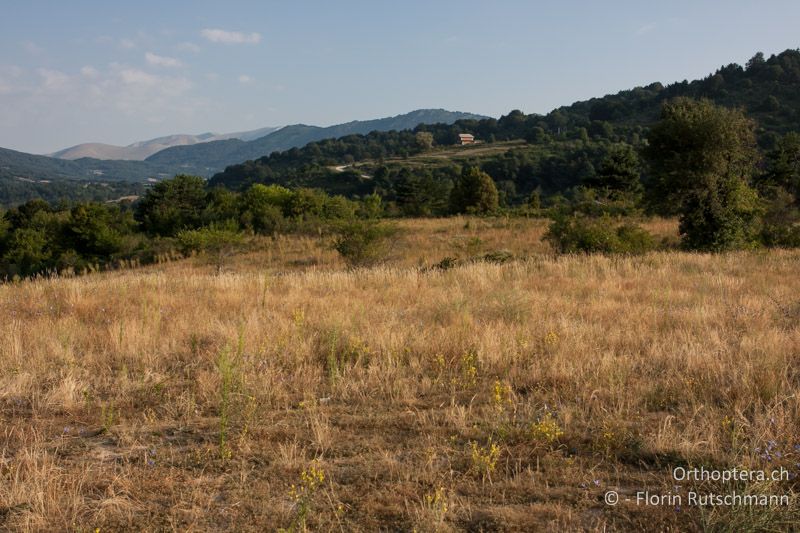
551, 49, 800, 140
145, 109, 487, 173
209, 49, 800, 195
0, 146, 166, 182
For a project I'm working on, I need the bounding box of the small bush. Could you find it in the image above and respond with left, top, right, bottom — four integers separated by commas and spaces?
240, 203, 286, 235
760, 193, 800, 248
177, 221, 245, 273
431, 256, 459, 271
482, 249, 514, 263
332, 220, 398, 267
545, 215, 655, 254
614, 223, 656, 254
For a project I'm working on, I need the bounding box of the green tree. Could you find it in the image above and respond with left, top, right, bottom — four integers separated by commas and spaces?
415, 131, 434, 150
0, 210, 10, 257
136, 175, 208, 236
202, 187, 240, 226
758, 132, 800, 246
394, 168, 450, 216
528, 189, 542, 210
65, 203, 127, 258
286, 188, 327, 219
579, 144, 643, 214
358, 193, 383, 219
644, 98, 762, 251
394, 168, 426, 216
2, 227, 50, 277
4, 199, 52, 229
590, 144, 643, 195
244, 183, 294, 211
323, 195, 357, 220
524, 126, 548, 144
450, 167, 499, 215
239, 184, 291, 234
762, 132, 800, 201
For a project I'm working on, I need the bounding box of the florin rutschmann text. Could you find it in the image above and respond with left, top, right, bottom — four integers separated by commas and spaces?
603, 467, 792, 508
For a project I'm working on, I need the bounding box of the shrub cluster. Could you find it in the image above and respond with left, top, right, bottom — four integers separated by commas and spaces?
545, 215, 655, 255
0, 176, 384, 279
332, 220, 398, 267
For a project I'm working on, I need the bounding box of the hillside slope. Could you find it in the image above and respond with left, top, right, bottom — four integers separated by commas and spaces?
550, 49, 800, 139
0, 146, 172, 181
145, 109, 488, 172
209, 49, 800, 198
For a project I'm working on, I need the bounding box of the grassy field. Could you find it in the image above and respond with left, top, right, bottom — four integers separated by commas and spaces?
1, 217, 798, 531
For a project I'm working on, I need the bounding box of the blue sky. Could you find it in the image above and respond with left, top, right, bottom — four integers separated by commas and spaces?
1, 0, 799, 154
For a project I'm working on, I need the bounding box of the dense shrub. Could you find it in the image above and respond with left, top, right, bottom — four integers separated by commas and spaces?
762, 225, 800, 247
1, 176, 385, 280
177, 222, 245, 274
761, 211, 800, 247
450, 167, 499, 215
135, 174, 208, 236
545, 215, 655, 254
332, 220, 398, 267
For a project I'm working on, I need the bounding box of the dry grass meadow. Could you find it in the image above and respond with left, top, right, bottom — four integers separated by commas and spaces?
1, 217, 799, 531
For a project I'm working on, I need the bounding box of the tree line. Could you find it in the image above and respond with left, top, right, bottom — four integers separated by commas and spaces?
548, 97, 800, 252
0, 179, 383, 279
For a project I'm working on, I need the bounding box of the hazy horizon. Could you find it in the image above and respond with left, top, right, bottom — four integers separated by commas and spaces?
2, 0, 799, 154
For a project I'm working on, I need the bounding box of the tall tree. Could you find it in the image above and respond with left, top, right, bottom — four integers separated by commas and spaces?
135, 175, 208, 236
394, 168, 425, 216
644, 98, 761, 251
415, 131, 434, 150
65, 203, 127, 258
586, 144, 642, 195
762, 132, 800, 201
450, 167, 499, 214
394, 168, 450, 217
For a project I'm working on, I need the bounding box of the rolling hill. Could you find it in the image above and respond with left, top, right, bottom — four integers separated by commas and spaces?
549, 49, 800, 140
144, 109, 488, 173
0, 146, 169, 182
48, 126, 281, 161
0, 145, 168, 206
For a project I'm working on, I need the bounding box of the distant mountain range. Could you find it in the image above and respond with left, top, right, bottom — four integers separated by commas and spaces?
0, 109, 487, 205
45, 110, 487, 167
48, 126, 281, 161
144, 109, 488, 173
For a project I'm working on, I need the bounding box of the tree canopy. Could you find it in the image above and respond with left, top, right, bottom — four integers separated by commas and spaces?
645, 98, 762, 250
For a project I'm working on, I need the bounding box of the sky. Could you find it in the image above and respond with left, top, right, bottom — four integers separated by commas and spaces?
1, 1, 799, 154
